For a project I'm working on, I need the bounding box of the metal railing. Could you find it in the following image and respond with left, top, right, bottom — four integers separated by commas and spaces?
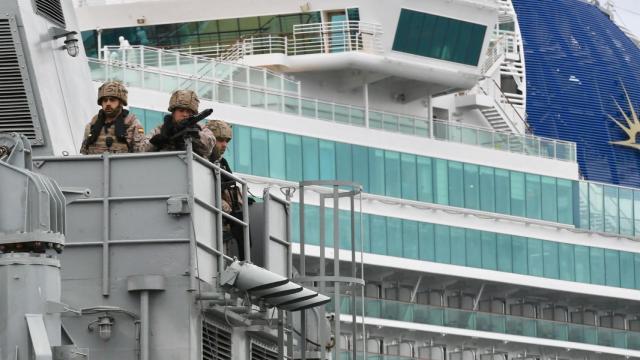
329, 297, 640, 352
166, 21, 383, 60
88, 58, 576, 162
99, 45, 301, 95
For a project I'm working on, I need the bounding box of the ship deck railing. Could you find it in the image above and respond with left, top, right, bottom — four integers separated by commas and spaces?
88, 56, 577, 163
327, 297, 640, 352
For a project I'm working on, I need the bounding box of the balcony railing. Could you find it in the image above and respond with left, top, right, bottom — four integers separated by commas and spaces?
327, 297, 640, 352
88, 58, 576, 162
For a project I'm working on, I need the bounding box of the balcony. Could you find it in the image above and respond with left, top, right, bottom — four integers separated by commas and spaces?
328, 297, 640, 352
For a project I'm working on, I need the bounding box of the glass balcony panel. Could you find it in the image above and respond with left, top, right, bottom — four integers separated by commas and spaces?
301, 99, 317, 118
509, 135, 524, 153
335, 105, 350, 124
350, 109, 365, 126
267, 94, 282, 112
143, 49, 160, 67
494, 132, 509, 151
161, 52, 178, 73
143, 72, 160, 91
365, 298, 382, 318
525, 137, 540, 156
540, 139, 555, 158
476, 312, 506, 333
383, 114, 399, 132
250, 91, 265, 109
284, 79, 299, 94
266, 72, 282, 91
284, 96, 299, 115
232, 66, 248, 84
448, 124, 462, 142
444, 309, 475, 329
556, 142, 571, 161
433, 122, 448, 140
369, 112, 383, 129
232, 87, 249, 107
398, 117, 415, 135
414, 306, 444, 326
415, 119, 429, 137
197, 82, 213, 101
318, 102, 334, 121
89, 61, 105, 81
250, 68, 265, 88
217, 84, 231, 103
460, 127, 478, 145
178, 55, 196, 76
478, 129, 494, 148
160, 75, 178, 93
214, 63, 233, 81
628, 332, 640, 350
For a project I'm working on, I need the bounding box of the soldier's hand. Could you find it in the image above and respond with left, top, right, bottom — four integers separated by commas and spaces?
149, 133, 170, 148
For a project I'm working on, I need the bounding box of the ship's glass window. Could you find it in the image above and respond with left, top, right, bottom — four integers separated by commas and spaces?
417, 156, 434, 203
369, 149, 385, 195
250, 128, 269, 176
605, 249, 620, 287
590, 247, 605, 285
418, 223, 435, 261
268, 131, 285, 179
434, 159, 450, 205
574, 245, 591, 283
352, 145, 369, 192
400, 153, 417, 200
481, 232, 497, 270
225, 123, 235, 169
510, 172, 525, 217
577, 181, 590, 229
403, 220, 419, 259
496, 234, 512, 272
386, 217, 403, 257
511, 236, 527, 275
304, 205, 319, 245
558, 243, 575, 281
385, 151, 401, 198
619, 188, 633, 236
620, 251, 635, 289
234, 126, 252, 173
635, 254, 640, 289
541, 176, 557, 222
466, 229, 482, 268
450, 227, 466, 266
557, 178, 573, 226
494, 169, 511, 214
434, 225, 451, 263
319, 140, 336, 180
302, 137, 319, 180
463, 164, 480, 210
323, 209, 334, 247
392, 9, 487, 66
527, 238, 543, 276
479, 166, 495, 212
543, 241, 559, 279
370, 215, 387, 255
448, 161, 464, 207
284, 134, 302, 181
604, 186, 619, 234
335, 143, 353, 182
525, 174, 542, 219
589, 183, 604, 232
339, 210, 351, 250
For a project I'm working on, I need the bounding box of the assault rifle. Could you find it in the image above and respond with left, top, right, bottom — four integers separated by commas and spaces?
170, 108, 214, 140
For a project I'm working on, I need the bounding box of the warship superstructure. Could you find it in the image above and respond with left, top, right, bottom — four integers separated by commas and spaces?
3, 0, 640, 359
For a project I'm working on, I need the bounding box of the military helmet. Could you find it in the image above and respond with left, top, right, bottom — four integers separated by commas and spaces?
97, 81, 128, 106
206, 120, 232, 140
168, 90, 199, 113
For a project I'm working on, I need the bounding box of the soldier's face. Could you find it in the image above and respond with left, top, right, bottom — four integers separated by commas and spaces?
215, 137, 230, 155
173, 108, 194, 123
101, 97, 121, 116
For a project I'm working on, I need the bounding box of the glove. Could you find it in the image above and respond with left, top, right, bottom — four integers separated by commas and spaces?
149, 133, 169, 148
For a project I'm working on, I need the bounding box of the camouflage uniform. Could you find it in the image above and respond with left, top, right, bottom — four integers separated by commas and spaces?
146, 90, 215, 158
206, 119, 252, 261
81, 81, 147, 154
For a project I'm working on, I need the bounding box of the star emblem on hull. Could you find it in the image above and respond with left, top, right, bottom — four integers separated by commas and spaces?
609, 85, 640, 150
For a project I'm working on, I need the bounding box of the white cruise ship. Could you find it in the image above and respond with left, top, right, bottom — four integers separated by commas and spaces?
2, 0, 640, 359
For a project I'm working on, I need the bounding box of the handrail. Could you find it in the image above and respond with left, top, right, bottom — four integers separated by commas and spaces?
490, 78, 531, 132
88, 58, 576, 162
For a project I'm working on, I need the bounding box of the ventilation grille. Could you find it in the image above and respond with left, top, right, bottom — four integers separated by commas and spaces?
202, 319, 232, 360
33, 0, 65, 28
0, 16, 43, 145
250, 340, 279, 360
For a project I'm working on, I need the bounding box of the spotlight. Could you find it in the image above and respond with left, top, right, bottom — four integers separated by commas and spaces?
88, 315, 115, 341
50, 27, 80, 57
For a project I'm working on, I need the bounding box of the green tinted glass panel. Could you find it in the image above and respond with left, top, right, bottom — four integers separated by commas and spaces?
319, 140, 336, 180
479, 166, 496, 212
435, 225, 451, 263
285, 134, 302, 181
464, 164, 480, 210
481, 232, 497, 270
510, 172, 525, 217
234, 126, 252, 173
385, 151, 402, 198
590, 247, 605, 285
302, 137, 319, 180
250, 128, 269, 176
369, 149, 385, 195
417, 157, 434, 202
418, 223, 435, 261
450, 227, 466, 266
392, 9, 487, 66
605, 249, 621, 287
559, 243, 575, 281
370, 215, 387, 255
448, 161, 464, 207
496, 234, 512, 272
527, 238, 543, 276
268, 131, 285, 179
336, 143, 352, 182
541, 176, 558, 222
352, 145, 369, 192
525, 174, 542, 219
401, 154, 417, 200
387, 218, 403, 257
512, 236, 528, 275
575, 245, 591, 283
466, 229, 482, 268
495, 169, 511, 214
543, 241, 559, 279
403, 220, 419, 259
620, 252, 635, 288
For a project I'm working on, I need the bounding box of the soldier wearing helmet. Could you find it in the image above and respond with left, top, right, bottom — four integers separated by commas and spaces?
80, 81, 147, 154
147, 90, 215, 158
206, 119, 253, 261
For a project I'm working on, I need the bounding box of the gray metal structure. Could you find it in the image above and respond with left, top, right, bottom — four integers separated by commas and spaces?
298, 181, 366, 360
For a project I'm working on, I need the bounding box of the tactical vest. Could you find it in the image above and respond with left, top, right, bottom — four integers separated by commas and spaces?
83, 110, 133, 154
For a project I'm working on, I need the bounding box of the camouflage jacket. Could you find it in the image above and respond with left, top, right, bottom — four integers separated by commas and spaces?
146, 118, 215, 158
80, 110, 147, 155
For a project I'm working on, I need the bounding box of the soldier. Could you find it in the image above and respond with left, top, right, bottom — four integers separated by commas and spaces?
206, 119, 253, 261
80, 81, 147, 154
147, 90, 215, 158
